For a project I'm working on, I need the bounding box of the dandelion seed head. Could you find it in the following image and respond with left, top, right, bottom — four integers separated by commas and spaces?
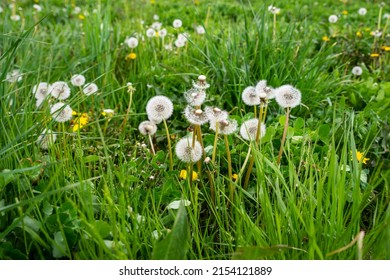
275, 85, 302, 109
174, 39, 185, 48
70, 74, 86, 87
49, 81, 71, 100
11, 14, 21, 21
192, 75, 210, 90
6, 70, 23, 83
37, 129, 57, 150
146, 28, 156, 38
83, 83, 98, 96
256, 80, 275, 99
138, 120, 157, 136
173, 19, 182, 28
205, 106, 228, 123
358, 8, 367, 16
33, 4, 42, 12
126, 37, 139, 48
210, 119, 238, 135
151, 21, 162, 30
184, 106, 208, 125
196, 25, 205, 34
175, 137, 203, 163
146, 95, 174, 124
159, 28, 167, 38
240, 118, 266, 141
352, 66, 363, 76
36, 97, 45, 108
328, 15, 338, 23
242, 86, 260, 106
50, 102, 73, 123
32, 82, 50, 99
184, 88, 206, 106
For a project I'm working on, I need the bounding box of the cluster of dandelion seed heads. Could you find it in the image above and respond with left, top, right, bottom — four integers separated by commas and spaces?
50, 102, 73, 122
210, 119, 238, 135
184, 106, 208, 125
146, 95, 174, 124
36, 129, 57, 150
49, 81, 71, 100
240, 119, 266, 141
175, 137, 203, 163
275, 85, 302, 109
138, 121, 158, 136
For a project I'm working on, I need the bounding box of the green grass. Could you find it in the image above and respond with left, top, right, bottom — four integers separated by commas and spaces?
0, 0, 389, 260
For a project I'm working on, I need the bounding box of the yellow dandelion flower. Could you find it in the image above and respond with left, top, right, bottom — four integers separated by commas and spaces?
179, 170, 198, 180
150, 0, 155, 4
78, 14, 85, 20
170, 134, 177, 140
370, 53, 380, 57
364, 27, 371, 32
126, 52, 137, 60
381, 46, 390, 51
194, 0, 200, 5
72, 123, 81, 132
342, 10, 348, 15
72, 110, 79, 116
356, 31, 362, 37
232, 173, 238, 181
322, 36, 330, 42
356, 151, 369, 164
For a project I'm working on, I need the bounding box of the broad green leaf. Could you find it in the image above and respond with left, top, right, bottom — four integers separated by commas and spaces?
294, 117, 305, 129
93, 220, 111, 238
318, 124, 331, 144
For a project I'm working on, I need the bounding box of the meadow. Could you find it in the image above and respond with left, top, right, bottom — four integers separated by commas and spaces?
0, 0, 389, 260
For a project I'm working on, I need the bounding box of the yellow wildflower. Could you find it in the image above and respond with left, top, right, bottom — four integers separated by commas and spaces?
356, 151, 369, 164
232, 174, 238, 181
381, 46, 390, 51
72, 110, 79, 116
322, 36, 330, 42
72, 113, 89, 132
194, 0, 200, 5
150, 0, 155, 4
78, 14, 85, 20
179, 170, 198, 180
342, 10, 348, 15
126, 52, 137, 60
370, 53, 380, 57
356, 31, 362, 37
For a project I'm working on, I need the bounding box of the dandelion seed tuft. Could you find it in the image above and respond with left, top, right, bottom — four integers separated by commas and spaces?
240, 118, 266, 141
36, 129, 57, 150
175, 137, 203, 163
184, 106, 208, 125
32, 82, 50, 99
70, 74, 86, 87
49, 81, 71, 100
50, 102, 73, 123
173, 19, 182, 28
138, 120, 158, 136
275, 85, 302, 109
83, 83, 98, 96
328, 15, 338, 23
242, 86, 260, 106
210, 119, 238, 135
352, 66, 363, 76
358, 8, 367, 16
205, 106, 228, 123
146, 95, 174, 124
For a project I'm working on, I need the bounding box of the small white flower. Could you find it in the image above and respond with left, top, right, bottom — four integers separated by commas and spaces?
36, 129, 57, 150
146, 95, 174, 124
146, 28, 156, 38
352, 66, 363, 76
173, 19, 182, 28
6, 69, 23, 83
50, 102, 73, 122
240, 119, 266, 141
358, 8, 367, 16
151, 21, 162, 30
10, 14, 21, 21
70, 74, 86, 87
153, 14, 159, 20
126, 37, 139, 48
49, 81, 71, 100
159, 28, 167, 38
175, 137, 203, 163
32, 82, 50, 99
274, 85, 302, 109
83, 83, 98, 96
328, 15, 338, 23
196, 25, 205, 35
33, 4, 42, 12
138, 120, 158, 135
167, 199, 191, 210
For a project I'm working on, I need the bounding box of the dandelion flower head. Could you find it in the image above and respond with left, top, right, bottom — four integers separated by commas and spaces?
146, 95, 174, 124
184, 88, 206, 106
196, 25, 205, 35
173, 19, 182, 28
256, 80, 275, 99
6, 70, 23, 83
32, 82, 50, 100
242, 86, 260, 106
37, 129, 57, 150
240, 118, 266, 141
358, 8, 367, 16
275, 85, 302, 109
126, 37, 139, 48
210, 119, 238, 135
71, 74, 86, 87
159, 28, 168, 38
50, 102, 73, 123
328, 15, 338, 23
205, 106, 228, 123
83, 83, 98, 96
192, 75, 210, 90
184, 106, 208, 125
175, 137, 203, 163
138, 120, 158, 136
268, 5, 281, 14
352, 66, 363, 76
49, 81, 71, 100
146, 28, 156, 38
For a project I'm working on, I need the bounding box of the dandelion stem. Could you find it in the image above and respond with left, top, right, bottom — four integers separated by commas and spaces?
120, 84, 135, 132
277, 107, 290, 165
195, 124, 203, 176
148, 134, 156, 155
163, 119, 173, 171
224, 134, 234, 202
211, 122, 219, 163
273, 13, 277, 41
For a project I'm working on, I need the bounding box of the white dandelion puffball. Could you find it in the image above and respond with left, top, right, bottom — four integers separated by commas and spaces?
49, 81, 71, 100
0, 7, 3, 13
146, 95, 174, 124
36, 97, 45, 108
178, 33, 188, 42
146, 28, 156, 38
275, 85, 302, 109
242, 86, 260, 106
372, 30, 382, 37
37, 129, 57, 150
256, 80, 275, 99
159, 28, 167, 38
173, 19, 182, 28
268, 5, 281, 14
32, 82, 50, 99
33, 4, 42, 12
11, 14, 21, 21
358, 8, 367, 16
184, 106, 208, 125
384, 13, 390, 19
192, 75, 210, 90
328, 15, 338, 23
153, 14, 159, 20
175, 137, 203, 163
184, 88, 206, 106
83, 83, 98, 96
240, 119, 266, 141
126, 37, 139, 48
352, 66, 363, 76
151, 21, 162, 30
210, 119, 238, 135
70, 74, 86, 87
196, 25, 205, 35
205, 106, 228, 123
138, 121, 158, 136
175, 39, 185, 48
50, 102, 73, 123
6, 70, 22, 83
